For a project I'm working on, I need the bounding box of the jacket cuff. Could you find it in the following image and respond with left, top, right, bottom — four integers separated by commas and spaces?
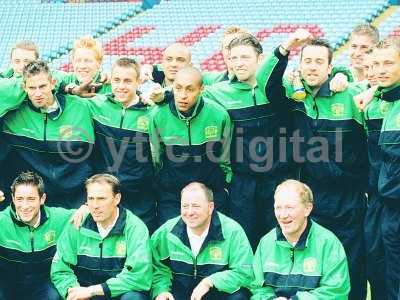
101, 282, 111, 298
274, 46, 289, 60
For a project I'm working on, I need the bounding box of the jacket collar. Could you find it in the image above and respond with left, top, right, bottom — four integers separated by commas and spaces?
229, 76, 256, 90
378, 83, 400, 102
303, 77, 332, 98
82, 206, 127, 237
10, 203, 48, 228
276, 218, 312, 250
27, 91, 66, 120
171, 211, 225, 251
168, 93, 204, 120
106, 93, 148, 110
0, 67, 16, 79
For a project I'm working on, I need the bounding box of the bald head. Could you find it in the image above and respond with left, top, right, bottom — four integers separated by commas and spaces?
175, 67, 203, 87
173, 67, 203, 113
162, 43, 192, 85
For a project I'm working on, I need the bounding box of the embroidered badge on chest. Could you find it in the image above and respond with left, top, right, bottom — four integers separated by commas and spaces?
44, 230, 56, 245
137, 116, 149, 131
331, 103, 345, 118
303, 257, 317, 273
209, 246, 223, 260
204, 126, 218, 139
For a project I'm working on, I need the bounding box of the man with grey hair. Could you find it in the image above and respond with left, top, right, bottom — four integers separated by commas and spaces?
251, 179, 350, 300
151, 182, 253, 300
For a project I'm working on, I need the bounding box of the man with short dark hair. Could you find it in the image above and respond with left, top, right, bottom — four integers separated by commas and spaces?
270, 29, 368, 300
67, 57, 157, 232
151, 182, 253, 300
203, 33, 294, 249
0, 171, 86, 300
51, 174, 152, 300
251, 180, 350, 299
1, 60, 96, 208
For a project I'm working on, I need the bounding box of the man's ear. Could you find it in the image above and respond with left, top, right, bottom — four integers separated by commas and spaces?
40, 193, 46, 205
327, 64, 333, 76
50, 77, 57, 90
115, 193, 122, 206
304, 202, 313, 217
257, 53, 265, 64
209, 201, 215, 213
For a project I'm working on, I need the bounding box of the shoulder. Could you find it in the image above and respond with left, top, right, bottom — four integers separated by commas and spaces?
309, 221, 343, 247
152, 216, 181, 239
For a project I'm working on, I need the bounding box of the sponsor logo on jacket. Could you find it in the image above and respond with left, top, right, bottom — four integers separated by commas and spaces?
331, 103, 345, 117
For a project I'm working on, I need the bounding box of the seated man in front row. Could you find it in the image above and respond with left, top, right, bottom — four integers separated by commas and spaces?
251, 179, 350, 300
151, 182, 253, 300
0, 171, 86, 300
51, 174, 152, 300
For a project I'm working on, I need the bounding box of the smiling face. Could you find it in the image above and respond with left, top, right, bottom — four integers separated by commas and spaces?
12, 184, 45, 226
300, 45, 332, 88
72, 47, 101, 83
181, 188, 214, 235
274, 186, 312, 243
372, 47, 400, 88
362, 53, 378, 86
229, 45, 261, 84
349, 34, 376, 70
111, 64, 139, 107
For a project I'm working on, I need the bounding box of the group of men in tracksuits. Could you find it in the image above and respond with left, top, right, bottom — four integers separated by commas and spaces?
0, 21, 398, 299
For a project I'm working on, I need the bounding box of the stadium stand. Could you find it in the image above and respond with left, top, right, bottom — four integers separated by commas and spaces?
0, 0, 142, 70
49, 0, 390, 72
0, 0, 395, 72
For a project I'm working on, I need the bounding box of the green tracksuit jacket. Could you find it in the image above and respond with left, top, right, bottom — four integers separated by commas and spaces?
86, 94, 155, 189
51, 207, 152, 299
2, 92, 95, 198
251, 220, 350, 300
203, 49, 293, 176
0, 205, 73, 278
149, 95, 232, 190
150, 212, 254, 298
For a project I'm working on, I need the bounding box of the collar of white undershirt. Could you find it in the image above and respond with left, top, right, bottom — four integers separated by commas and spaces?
41, 99, 59, 114
187, 225, 210, 240
97, 208, 119, 239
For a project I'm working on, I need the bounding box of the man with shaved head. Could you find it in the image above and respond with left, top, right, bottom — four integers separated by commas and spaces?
149, 67, 232, 224
146, 43, 192, 90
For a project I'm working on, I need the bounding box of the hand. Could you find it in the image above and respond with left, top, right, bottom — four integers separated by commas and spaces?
148, 84, 164, 103
140, 64, 154, 82
0, 190, 4, 202
99, 72, 110, 84
353, 86, 377, 111
190, 278, 213, 300
69, 204, 89, 229
71, 80, 102, 98
66, 286, 91, 300
282, 28, 313, 51
155, 292, 175, 300
329, 73, 348, 92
